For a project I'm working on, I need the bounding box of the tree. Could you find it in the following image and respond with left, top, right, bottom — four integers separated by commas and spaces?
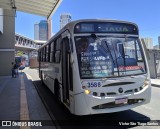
16, 51, 23, 56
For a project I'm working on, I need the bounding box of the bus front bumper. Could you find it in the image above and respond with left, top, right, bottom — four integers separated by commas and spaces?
74, 86, 151, 115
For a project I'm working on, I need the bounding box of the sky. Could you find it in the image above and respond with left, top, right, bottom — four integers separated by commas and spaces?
15, 0, 160, 45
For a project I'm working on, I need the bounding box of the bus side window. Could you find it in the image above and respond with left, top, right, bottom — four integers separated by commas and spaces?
46, 45, 48, 62
41, 49, 43, 62
37, 51, 39, 61
42, 48, 44, 62
54, 37, 61, 63
48, 44, 51, 62
43, 47, 46, 62
50, 42, 54, 62
46, 44, 51, 62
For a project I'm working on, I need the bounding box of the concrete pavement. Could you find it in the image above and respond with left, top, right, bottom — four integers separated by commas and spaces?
0, 71, 55, 129
151, 79, 160, 87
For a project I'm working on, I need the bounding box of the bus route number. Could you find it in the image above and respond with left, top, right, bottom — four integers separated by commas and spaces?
87, 82, 101, 88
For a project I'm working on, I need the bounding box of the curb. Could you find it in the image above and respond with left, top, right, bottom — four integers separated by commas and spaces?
33, 81, 61, 129
0, 76, 11, 79
151, 84, 160, 88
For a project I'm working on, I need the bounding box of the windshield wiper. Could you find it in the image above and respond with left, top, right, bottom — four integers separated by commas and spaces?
104, 41, 115, 66
100, 38, 120, 76
90, 34, 115, 65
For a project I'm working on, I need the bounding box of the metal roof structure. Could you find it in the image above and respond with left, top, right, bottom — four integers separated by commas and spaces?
0, 0, 62, 19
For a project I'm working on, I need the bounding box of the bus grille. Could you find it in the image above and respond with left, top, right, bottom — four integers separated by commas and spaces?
92, 86, 144, 97
92, 99, 144, 109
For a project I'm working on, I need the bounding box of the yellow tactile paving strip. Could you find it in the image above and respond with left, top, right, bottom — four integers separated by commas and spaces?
20, 74, 31, 129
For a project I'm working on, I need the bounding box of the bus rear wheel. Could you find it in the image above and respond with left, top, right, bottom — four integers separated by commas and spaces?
54, 80, 61, 103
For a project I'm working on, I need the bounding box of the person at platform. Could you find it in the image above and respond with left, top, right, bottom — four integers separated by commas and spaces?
11, 62, 17, 78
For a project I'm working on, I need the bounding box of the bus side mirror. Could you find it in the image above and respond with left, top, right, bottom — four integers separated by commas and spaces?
67, 46, 74, 64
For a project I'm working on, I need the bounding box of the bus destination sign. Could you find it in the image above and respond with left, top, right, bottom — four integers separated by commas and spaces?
74, 22, 138, 35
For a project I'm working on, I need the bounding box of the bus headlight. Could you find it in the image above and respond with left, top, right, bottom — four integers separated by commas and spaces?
143, 79, 149, 87
84, 89, 91, 95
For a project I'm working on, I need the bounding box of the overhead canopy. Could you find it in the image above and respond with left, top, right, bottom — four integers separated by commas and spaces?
0, 0, 62, 19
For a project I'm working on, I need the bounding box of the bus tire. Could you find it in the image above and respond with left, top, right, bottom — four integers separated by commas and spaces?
41, 71, 45, 85
54, 80, 61, 103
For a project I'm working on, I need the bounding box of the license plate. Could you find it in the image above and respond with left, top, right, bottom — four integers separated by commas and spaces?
115, 97, 128, 104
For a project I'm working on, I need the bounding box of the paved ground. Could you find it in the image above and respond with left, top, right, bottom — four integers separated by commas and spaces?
0, 69, 55, 129
151, 79, 160, 87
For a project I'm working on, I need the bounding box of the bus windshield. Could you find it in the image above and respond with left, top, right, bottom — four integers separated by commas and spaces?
75, 36, 146, 79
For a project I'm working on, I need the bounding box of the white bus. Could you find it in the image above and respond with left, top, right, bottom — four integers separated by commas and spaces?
38, 19, 151, 115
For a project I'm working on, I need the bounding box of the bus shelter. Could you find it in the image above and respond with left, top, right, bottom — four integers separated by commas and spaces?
0, 0, 62, 76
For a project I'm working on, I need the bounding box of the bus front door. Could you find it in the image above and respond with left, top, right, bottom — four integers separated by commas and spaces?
62, 38, 70, 105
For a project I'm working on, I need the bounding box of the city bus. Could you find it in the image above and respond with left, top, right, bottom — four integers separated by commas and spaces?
38, 19, 151, 115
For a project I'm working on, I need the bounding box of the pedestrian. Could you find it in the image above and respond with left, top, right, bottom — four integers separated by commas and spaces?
15, 63, 19, 77
11, 62, 16, 78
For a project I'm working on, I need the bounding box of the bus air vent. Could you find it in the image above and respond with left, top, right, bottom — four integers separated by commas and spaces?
92, 99, 144, 109
93, 92, 98, 96
139, 87, 143, 90
124, 89, 133, 94
100, 93, 105, 97
102, 82, 135, 87
92, 102, 127, 109
128, 99, 144, 104
106, 92, 117, 96
134, 89, 138, 92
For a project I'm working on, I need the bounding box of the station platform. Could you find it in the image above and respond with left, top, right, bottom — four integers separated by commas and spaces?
0, 68, 55, 129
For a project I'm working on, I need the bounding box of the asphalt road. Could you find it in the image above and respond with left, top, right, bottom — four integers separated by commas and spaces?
24, 68, 160, 129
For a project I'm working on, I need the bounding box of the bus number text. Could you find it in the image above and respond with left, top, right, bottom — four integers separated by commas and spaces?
87, 82, 101, 88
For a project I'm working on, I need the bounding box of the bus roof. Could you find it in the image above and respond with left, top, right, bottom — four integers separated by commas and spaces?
38, 19, 138, 50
